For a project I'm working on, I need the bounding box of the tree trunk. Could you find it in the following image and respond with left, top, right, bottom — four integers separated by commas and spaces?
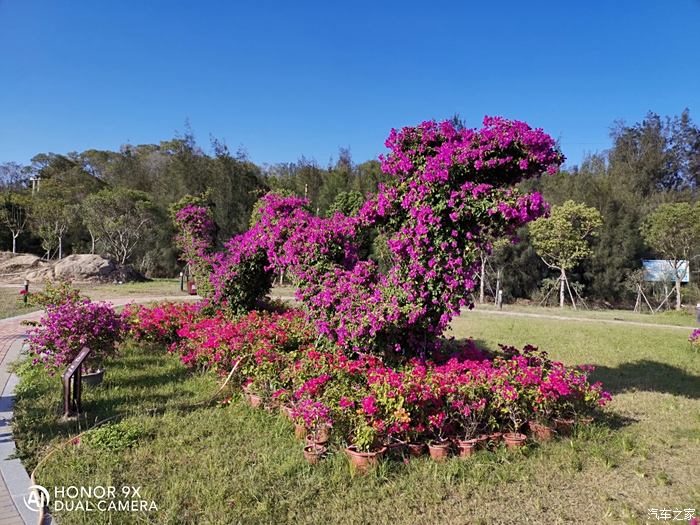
58, 237, 63, 260
559, 268, 566, 308
90, 233, 96, 254
12, 233, 17, 255
495, 268, 501, 306
479, 254, 486, 304
675, 276, 682, 311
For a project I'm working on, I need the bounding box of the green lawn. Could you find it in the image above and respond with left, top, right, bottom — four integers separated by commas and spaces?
0, 279, 188, 320
472, 301, 697, 327
12, 313, 700, 524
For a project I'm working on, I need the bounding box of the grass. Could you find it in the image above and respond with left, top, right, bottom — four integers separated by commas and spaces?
0, 279, 188, 320
12, 314, 700, 524
472, 301, 698, 327
0, 286, 38, 319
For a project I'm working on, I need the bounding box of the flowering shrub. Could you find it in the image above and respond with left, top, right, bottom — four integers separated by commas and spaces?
176, 117, 563, 358
174, 309, 315, 395
27, 299, 125, 372
689, 329, 700, 352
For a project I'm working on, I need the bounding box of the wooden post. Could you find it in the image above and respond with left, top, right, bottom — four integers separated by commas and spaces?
62, 347, 92, 418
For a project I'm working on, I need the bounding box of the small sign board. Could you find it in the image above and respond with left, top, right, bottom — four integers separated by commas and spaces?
642, 259, 690, 283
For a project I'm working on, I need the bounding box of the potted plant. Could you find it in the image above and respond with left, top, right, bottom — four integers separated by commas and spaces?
426, 411, 451, 461
293, 399, 332, 464
494, 384, 528, 449
345, 420, 387, 473
448, 395, 486, 458
528, 385, 560, 442
343, 395, 388, 473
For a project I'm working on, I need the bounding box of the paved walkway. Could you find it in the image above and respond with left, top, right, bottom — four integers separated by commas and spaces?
0, 295, 197, 525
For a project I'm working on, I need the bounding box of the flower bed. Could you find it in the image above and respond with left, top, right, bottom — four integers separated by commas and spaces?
124, 302, 611, 462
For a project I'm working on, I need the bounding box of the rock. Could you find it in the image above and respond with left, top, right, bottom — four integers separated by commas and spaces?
54, 254, 117, 281
0, 254, 41, 273
0, 252, 147, 283
25, 266, 55, 282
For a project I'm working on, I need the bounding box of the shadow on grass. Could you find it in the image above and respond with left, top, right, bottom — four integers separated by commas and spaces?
591, 360, 700, 400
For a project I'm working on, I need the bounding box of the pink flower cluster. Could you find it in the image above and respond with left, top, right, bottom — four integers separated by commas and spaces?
121, 301, 201, 347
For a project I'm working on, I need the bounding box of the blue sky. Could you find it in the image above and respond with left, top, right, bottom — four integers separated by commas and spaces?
1, 0, 699, 169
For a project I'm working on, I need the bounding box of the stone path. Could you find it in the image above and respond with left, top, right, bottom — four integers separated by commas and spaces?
0, 295, 197, 525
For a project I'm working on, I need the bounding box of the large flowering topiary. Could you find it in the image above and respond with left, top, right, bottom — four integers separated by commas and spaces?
176, 117, 563, 358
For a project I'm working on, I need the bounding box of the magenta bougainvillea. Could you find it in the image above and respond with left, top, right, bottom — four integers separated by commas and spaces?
27, 299, 125, 372
175, 117, 563, 357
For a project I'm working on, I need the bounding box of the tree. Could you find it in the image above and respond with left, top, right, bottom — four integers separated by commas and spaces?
82, 188, 158, 265
0, 192, 30, 254
530, 201, 603, 308
30, 198, 72, 259
641, 202, 700, 310
326, 190, 364, 217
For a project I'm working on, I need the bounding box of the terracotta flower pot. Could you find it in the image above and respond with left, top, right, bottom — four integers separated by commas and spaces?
503, 432, 527, 449
407, 442, 426, 457
476, 434, 489, 449
294, 422, 307, 440
345, 446, 386, 473
528, 420, 555, 441
456, 438, 478, 458
427, 441, 451, 461
303, 444, 327, 465
488, 432, 503, 448
554, 418, 575, 436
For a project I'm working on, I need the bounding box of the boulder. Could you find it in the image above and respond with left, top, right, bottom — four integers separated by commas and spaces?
0, 252, 146, 283
54, 254, 117, 281
0, 254, 41, 273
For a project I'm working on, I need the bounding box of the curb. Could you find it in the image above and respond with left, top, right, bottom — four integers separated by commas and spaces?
0, 337, 52, 524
